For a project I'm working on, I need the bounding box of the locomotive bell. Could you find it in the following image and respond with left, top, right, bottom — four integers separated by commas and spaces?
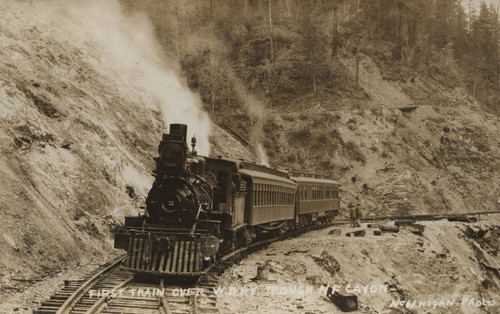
191, 135, 197, 156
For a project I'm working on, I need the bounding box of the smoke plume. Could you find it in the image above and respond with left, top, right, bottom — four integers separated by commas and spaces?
257, 144, 270, 167
61, 0, 212, 154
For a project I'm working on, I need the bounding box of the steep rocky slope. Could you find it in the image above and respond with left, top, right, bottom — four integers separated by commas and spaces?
264, 53, 500, 216
0, 0, 252, 290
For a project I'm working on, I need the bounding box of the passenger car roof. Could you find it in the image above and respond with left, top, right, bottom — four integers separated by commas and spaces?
289, 176, 340, 186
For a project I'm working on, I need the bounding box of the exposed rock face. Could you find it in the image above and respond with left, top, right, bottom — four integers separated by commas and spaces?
266, 100, 500, 217
328, 229, 342, 236
217, 216, 500, 314
0, 0, 253, 285
312, 251, 341, 276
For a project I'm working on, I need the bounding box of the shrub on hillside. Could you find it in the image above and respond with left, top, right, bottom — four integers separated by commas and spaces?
289, 126, 312, 143
344, 140, 366, 164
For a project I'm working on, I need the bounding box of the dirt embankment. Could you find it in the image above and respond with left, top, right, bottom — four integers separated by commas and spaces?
0, 0, 252, 304
264, 53, 500, 217
218, 215, 500, 313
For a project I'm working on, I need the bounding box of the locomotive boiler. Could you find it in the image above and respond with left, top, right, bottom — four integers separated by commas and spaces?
146, 123, 213, 227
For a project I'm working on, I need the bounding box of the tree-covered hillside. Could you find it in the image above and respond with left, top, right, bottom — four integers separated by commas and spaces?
120, 0, 499, 216
123, 0, 500, 117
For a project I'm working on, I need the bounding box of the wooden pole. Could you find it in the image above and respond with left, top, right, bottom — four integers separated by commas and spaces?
332, 3, 338, 58
355, 0, 360, 84
268, 0, 274, 62
175, 0, 181, 61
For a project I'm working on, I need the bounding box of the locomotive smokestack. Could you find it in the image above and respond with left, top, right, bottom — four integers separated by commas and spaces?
170, 124, 188, 142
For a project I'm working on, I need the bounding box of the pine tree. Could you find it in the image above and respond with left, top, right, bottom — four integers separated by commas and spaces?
471, 3, 500, 96
298, 0, 330, 93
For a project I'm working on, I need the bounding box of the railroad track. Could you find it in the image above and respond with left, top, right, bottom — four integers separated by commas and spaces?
33, 257, 131, 314
332, 210, 500, 225
34, 218, 336, 314
33, 259, 220, 314
35, 211, 499, 313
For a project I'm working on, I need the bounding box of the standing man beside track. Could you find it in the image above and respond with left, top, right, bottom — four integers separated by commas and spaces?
350, 205, 357, 227
355, 205, 362, 227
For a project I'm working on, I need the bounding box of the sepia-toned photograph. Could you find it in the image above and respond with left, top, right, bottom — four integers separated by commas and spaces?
0, 0, 499, 313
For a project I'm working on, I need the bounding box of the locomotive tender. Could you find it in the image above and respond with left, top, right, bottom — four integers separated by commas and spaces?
114, 123, 340, 277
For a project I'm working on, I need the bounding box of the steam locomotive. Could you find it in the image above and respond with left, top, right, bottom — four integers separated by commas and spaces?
114, 124, 340, 277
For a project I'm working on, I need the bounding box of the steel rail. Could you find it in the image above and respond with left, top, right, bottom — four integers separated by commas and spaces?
55, 255, 126, 314
189, 294, 199, 314
84, 275, 134, 314
159, 278, 172, 314
333, 210, 500, 224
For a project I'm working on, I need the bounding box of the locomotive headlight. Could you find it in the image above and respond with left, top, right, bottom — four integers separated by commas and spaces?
160, 143, 185, 167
